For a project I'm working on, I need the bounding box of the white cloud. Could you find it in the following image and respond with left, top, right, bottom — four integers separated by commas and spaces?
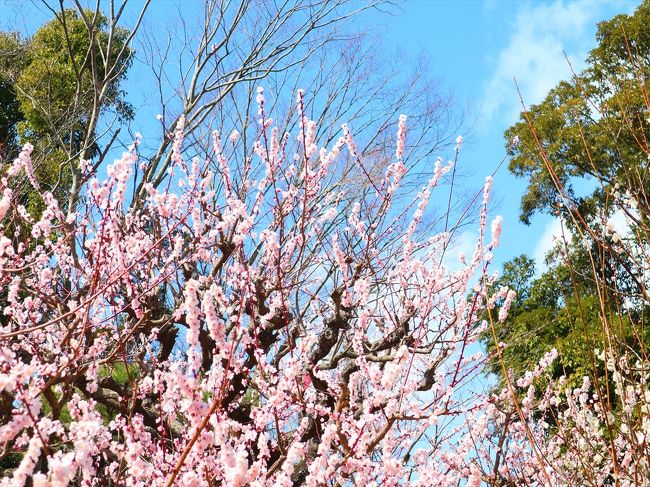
532, 209, 632, 273
481, 0, 622, 126
533, 217, 564, 271
444, 230, 478, 271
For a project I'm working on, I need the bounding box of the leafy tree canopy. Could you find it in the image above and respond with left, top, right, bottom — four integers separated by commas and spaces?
484, 254, 600, 387
0, 32, 28, 157
505, 0, 650, 225
0, 9, 133, 215
14, 9, 133, 143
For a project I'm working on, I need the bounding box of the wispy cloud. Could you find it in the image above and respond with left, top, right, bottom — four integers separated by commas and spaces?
533, 217, 564, 271
481, 0, 624, 126
444, 230, 478, 271
532, 209, 631, 273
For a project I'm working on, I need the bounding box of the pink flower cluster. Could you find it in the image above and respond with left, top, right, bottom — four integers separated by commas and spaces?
0, 92, 646, 486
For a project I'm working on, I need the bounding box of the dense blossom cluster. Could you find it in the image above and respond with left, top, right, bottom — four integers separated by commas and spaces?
1, 92, 648, 486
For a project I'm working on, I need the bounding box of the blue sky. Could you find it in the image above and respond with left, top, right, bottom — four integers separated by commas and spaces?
372, 0, 639, 271
0, 0, 640, 272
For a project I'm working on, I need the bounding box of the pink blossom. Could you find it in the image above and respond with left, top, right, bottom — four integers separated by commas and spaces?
0, 188, 12, 220
490, 215, 503, 248
498, 289, 517, 322
395, 114, 407, 159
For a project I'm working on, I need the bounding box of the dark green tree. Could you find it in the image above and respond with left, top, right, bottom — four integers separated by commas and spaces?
484, 253, 607, 389
505, 0, 650, 227
0, 8, 135, 216
0, 32, 27, 161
